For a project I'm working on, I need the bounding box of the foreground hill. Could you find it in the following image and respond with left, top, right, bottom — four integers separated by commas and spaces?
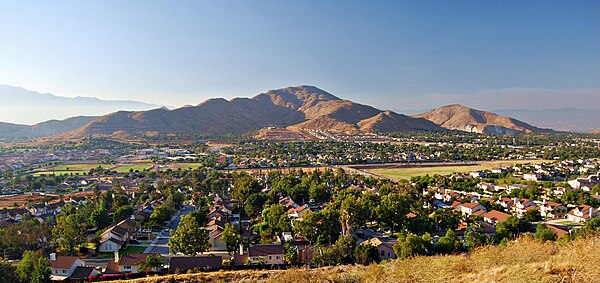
0, 116, 97, 139
414, 104, 551, 134
58, 86, 444, 138
115, 237, 599, 283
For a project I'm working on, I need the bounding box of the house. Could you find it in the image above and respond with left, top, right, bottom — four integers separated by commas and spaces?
566, 205, 600, 223
360, 237, 398, 260
456, 202, 487, 216
168, 255, 223, 272
470, 171, 487, 178
70, 266, 100, 281
546, 224, 570, 239
99, 237, 125, 253
247, 244, 285, 265
523, 173, 540, 182
49, 254, 85, 281
539, 200, 567, 219
99, 219, 139, 252
105, 253, 161, 274
483, 210, 511, 224
288, 204, 311, 219
208, 226, 227, 251
496, 197, 514, 209
568, 175, 599, 189
511, 198, 537, 216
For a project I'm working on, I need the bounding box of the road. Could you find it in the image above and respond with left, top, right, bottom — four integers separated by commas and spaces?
144, 204, 195, 255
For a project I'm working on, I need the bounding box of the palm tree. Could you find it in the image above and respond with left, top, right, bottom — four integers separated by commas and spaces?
138, 255, 164, 272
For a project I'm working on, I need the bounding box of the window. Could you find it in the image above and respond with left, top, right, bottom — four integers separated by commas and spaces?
62, 269, 67, 274
380, 251, 384, 256
269, 256, 272, 260
124, 266, 132, 270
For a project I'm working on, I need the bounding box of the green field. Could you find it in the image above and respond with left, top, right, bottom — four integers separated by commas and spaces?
32, 170, 86, 176
166, 162, 206, 169
49, 163, 113, 171
113, 163, 154, 173
367, 160, 548, 180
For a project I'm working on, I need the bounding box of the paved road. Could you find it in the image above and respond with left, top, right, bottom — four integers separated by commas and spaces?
145, 205, 195, 255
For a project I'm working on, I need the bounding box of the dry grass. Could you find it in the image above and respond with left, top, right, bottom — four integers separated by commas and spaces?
115, 237, 600, 283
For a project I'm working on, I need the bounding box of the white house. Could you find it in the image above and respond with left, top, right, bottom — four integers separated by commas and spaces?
49, 254, 84, 281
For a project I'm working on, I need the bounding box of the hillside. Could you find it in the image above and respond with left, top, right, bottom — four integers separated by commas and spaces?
413, 104, 550, 134
0, 116, 96, 139
115, 237, 600, 283
57, 86, 445, 138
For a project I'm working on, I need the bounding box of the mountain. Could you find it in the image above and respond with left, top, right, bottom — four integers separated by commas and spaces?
0, 85, 162, 125
0, 116, 97, 139
57, 86, 444, 138
591, 129, 600, 134
494, 108, 600, 132
413, 104, 550, 134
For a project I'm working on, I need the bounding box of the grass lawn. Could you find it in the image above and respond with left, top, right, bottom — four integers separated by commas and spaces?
113, 163, 154, 173
32, 170, 86, 176
49, 163, 113, 171
368, 159, 549, 180
93, 245, 149, 259
120, 245, 148, 255
32, 163, 114, 176
167, 162, 206, 169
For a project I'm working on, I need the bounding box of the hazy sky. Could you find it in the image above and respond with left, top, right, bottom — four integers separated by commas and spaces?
1, 1, 598, 111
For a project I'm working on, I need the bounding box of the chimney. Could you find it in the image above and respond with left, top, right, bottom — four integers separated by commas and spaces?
49, 253, 56, 262
239, 243, 244, 256
590, 207, 594, 218
114, 251, 120, 263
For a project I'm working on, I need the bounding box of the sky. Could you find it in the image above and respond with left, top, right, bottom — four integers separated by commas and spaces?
1, 0, 599, 112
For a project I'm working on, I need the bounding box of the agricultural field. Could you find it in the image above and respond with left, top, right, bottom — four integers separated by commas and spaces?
366, 159, 549, 180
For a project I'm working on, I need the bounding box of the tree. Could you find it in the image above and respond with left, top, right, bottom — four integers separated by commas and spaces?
436, 229, 461, 255
52, 214, 85, 255
169, 214, 210, 256
309, 183, 331, 203
393, 233, 432, 259
113, 205, 134, 223
0, 261, 19, 283
465, 225, 484, 251
221, 223, 241, 256
534, 224, 557, 242
17, 250, 42, 282
495, 216, 532, 241
523, 209, 542, 222
138, 255, 165, 272
353, 244, 380, 265
89, 207, 110, 228
375, 193, 412, 232
31, 257, 51, 283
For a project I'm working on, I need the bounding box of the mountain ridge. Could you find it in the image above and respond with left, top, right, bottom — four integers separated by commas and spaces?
57, 86, 446, 138
413, 104, 551, 134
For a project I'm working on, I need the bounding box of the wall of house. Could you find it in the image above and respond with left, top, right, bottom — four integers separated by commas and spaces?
99, 241, 120, 253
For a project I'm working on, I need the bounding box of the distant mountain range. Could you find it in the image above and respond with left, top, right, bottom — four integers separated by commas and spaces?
0, 116, 98, 139
0, 85, 571, 140
56, 86, 443, 139
48, 86, 550, 139
0, 85, 161, 125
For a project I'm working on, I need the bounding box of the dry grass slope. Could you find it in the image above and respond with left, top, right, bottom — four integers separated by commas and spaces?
115, 237, 600, 283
